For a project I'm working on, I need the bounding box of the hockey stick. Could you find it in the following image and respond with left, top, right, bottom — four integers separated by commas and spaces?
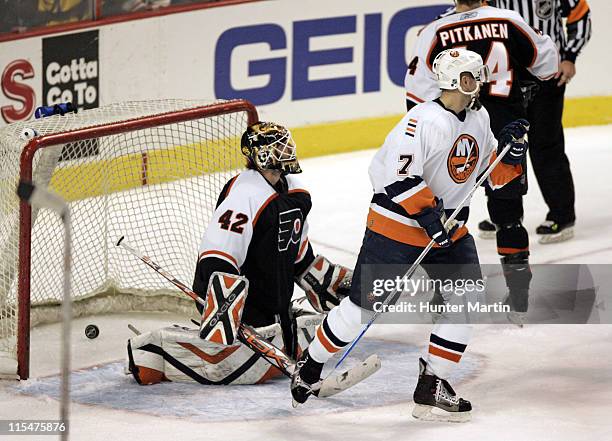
334, 141, 516, 370
116, 237, 380, 397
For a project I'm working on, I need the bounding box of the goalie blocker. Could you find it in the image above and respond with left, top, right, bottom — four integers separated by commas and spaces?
199, 272, 248, 345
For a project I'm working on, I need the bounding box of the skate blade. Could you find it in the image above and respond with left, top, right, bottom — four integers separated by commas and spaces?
412, 404, 471, 423
538, 227, 574, 244
478, 230, 496, 240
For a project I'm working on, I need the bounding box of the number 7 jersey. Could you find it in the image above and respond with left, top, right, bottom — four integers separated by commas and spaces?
367, 100, 522, 247
404, 5, 559, 108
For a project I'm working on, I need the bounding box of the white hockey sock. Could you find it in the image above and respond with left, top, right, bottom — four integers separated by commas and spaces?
308, 297, 371, 363
425, 324, 472, 379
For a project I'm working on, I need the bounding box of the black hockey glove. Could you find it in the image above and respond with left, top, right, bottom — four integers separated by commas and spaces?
498, 119, 530, 166
414, 198, 458, 248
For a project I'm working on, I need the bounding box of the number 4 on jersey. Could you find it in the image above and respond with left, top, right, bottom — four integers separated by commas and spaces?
219, 210, 248, 234
486, 41, 513, 97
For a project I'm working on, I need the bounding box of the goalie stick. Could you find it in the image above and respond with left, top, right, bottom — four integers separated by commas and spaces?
116, 236, 380, 398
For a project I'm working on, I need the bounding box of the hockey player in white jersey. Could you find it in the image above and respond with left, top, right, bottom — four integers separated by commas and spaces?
291, 49, 530, 422
127, 122, 353, 386
404, 0, 559, 319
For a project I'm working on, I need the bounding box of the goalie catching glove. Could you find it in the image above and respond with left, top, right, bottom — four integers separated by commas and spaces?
296, 255, 352, 313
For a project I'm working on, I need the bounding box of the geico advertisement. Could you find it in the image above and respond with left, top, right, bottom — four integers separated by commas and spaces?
0, 0, 452, 128
98, 0, 451, 126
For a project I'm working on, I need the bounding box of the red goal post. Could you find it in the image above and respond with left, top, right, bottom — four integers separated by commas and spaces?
0, 99, 258, 379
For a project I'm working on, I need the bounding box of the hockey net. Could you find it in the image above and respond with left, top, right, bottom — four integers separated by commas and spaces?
0, 99, 258, 379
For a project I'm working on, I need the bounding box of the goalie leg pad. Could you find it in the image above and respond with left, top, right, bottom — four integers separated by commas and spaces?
127, 325, 287, 385
127, 329, 168, 385
296, 255, 352, 313
200, 272, 248, 345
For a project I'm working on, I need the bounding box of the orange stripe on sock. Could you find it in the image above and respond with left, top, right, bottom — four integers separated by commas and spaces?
429, 345, 462, 363
316, 326, 341, 354
497, 246, 529, 255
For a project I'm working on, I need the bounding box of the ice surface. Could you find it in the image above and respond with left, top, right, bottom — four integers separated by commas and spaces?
12, 339, 480, 422
0, 125, 611, 441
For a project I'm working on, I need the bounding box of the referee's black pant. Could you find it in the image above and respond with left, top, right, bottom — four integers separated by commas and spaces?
527, 80, 576, 224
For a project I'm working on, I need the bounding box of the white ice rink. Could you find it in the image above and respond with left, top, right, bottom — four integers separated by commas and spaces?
1, 124, 611, 441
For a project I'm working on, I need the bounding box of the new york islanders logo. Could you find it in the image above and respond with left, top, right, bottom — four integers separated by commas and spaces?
447, 134, 479, 183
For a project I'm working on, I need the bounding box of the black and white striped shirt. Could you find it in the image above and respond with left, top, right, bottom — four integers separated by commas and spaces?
491, 0, 592, 62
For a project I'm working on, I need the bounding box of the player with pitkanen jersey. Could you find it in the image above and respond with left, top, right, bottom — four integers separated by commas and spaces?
404, 0, 559, 319
126, 122, 352, 386
291, 49, 530, 422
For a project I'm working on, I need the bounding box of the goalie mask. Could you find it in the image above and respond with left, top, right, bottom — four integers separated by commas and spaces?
241, 122, 302, 175
433, 48, 490, 109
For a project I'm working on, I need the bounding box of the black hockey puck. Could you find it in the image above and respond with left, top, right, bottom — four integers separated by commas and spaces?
85, 324, 99, 339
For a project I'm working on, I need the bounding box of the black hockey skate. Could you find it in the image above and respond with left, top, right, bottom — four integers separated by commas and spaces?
477, 219, 496, 240
501, 252, 531, 327
536, 220, 574, 244
412, 358, 472, 422
291, 349, 323, 408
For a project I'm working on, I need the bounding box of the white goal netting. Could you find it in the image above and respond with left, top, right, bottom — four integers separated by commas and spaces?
0, 99, 254, 378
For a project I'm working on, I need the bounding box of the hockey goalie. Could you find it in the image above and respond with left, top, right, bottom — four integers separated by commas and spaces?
127, 122, 352, 385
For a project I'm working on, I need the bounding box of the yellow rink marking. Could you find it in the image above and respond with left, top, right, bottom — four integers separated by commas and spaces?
48, 96, 611, 202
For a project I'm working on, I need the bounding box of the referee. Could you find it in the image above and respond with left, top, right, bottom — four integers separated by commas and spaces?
480, 0, 592, 243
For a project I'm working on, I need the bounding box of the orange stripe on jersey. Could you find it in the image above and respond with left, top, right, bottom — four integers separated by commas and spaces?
397, 187, 436, 215
199, 250, 239, 269
568, 0, 590, 24
296, 239, 309, 262
429, 345, 462, 363
288, 188, 310, 196
488, 153, 522, 187
224, 175, 239, 197
253, 193, 279, 227
497, 246, 529, 255
406, 92, 425, 103
367, 209, 468, 247
252, 188, 309, 227
316, 326, 341, 354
